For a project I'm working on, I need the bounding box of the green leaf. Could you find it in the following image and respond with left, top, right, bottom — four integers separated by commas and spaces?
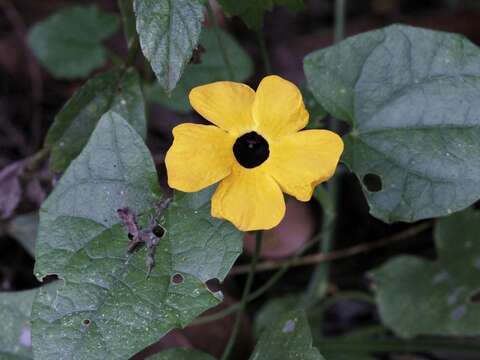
371, 209, 480, 338
254, 295, 300, 337
32, 112, 242, 359
0, 284, 59, 360
250, 309, 325, 360
27, 6, 119, 79
147, 28, 253, 113
304, 24, 480, 223
0, 289, 35, 360
45, 68, 146, 173
6, 212, 38, 257
166, 188, 243, 283
147, 349, 215, 360
218, 0, 304, 30
134, 0, 205, 92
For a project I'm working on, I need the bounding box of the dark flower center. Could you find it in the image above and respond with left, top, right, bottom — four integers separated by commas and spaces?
233, 132, 270, 168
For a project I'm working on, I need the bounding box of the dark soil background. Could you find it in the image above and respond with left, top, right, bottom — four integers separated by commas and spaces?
1, 1, 479, 359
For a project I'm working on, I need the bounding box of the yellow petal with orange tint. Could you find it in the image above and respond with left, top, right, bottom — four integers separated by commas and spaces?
165, 123, 235, 192
252, 75, 309, 140
265, 129, 344, 201
189, 81, 255, 135
211, 164, 286, 231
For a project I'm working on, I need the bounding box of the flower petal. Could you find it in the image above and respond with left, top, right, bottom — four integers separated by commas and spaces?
165, 123, 235, 192
265, 130, 344, 201
211, 164, 286, 231
189, 81, 255, 135
253, 75, 309, 140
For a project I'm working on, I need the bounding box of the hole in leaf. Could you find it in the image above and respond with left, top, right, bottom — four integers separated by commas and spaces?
363, 173, 382, 192
82, 319, 91, 326
172, 273, 184, 284
206, 278, 221, 292
469, 289, 480, 303
152, 225, 165, 238
127, 233, 134, 240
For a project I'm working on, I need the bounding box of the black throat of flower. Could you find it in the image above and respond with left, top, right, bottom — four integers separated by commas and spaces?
233, 131, 270, 168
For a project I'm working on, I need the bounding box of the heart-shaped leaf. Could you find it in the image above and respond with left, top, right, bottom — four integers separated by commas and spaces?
371, 209, 480, 338
32, 113, 242, 359
45, 68, 146, 172
304, 25, 480, 223
28, 6, 119, 79
134, 0, 205, 92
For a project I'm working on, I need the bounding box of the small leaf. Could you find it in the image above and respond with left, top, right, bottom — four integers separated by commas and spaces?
32, 113, 241, 359
218, 0, 304, 31
250, 309, 325, 360
28, 6, 119, 79
371, 209, 480, 338
305, 24, 480, 223
148, 28, 253, 113
6, 212, 38, 257
45, 68, 146, 172
147, 348, 215, 360
134, 0, 205, 92
254, 295, 300, 337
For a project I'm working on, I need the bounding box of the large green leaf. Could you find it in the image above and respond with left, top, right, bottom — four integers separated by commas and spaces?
28, 6, 119, 79
372, 209, 480, 338
304, 24, 480, 223
147, 349, 215, 360
147, 28, 253, 113
134, 0, 205, 92
250, 309, 325, 360
32, 112, 242, 359
218, 0, 304, 30
45, 68, 146, 173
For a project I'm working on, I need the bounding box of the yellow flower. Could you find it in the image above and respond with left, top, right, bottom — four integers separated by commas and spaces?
165, 75, 343, 231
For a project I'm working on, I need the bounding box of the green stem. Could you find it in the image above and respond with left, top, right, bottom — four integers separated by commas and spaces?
334, 0, 346, 44
206, 1, 235, 80
257, 31, 272, 74
193, 234, 321, 326
304, 0, 346, 307
221, 231, 262, 360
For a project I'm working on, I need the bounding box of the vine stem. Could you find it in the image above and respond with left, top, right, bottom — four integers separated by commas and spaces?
257, 31, 272, 74
206, 1, 235, 80
220, 231, 262, 360
229, 222, 431, 275
304, 0, 346, 307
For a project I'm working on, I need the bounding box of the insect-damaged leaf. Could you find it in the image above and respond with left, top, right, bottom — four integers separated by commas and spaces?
371, 209, 480, 338
32, 113, 242, 359
45, 68, 146, 173
304, 25, 480, 223
134, 0, 205, 92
